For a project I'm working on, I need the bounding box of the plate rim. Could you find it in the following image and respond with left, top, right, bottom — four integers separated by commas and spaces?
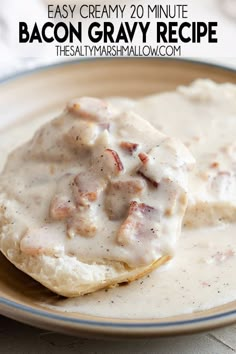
2, 295, 236, 338
0, 57, 236, 338
1, 57, 236, 85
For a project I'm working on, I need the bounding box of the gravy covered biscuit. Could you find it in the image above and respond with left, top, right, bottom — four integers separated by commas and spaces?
133, 80, 236, 227
0, 97, 194, 297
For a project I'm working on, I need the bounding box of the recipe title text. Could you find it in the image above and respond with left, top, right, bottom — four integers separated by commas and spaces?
18, 3, 218, 57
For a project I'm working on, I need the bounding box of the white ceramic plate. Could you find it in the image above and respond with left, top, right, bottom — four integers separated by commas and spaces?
0, 58, 236, 338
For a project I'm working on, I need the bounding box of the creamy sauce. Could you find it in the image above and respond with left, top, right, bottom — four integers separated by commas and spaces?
0, 98, 193, 270
0, 82, 236, 318
47, 224, 236, 318
133, 80, 236, 228
0, 113, 54, 172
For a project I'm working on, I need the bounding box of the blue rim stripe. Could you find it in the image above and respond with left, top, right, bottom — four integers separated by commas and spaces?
1, 296, 236, 328
0, 58, 236, 331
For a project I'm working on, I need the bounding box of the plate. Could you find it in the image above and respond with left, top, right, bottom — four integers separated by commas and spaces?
0, 58, 236, 338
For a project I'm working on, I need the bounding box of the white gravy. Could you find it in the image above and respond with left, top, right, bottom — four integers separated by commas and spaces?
48, 224, 236, 318
0, 99, 194, 270
1, 87, 236, 319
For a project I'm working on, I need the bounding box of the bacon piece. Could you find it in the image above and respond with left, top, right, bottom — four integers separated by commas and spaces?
138, 152, 149, 164
117, 201, 159, 246
210, 162, 219, 169
138, 171, 159, 188
138, 151, 159, 188
120, 141, 139, 154
49, 173, 76, 220
104, 149, 124, 175
129, 201, 155, 214
67, 97, 116, 122
110, 179, 144, 195
67, 212, 97, 238
105, 178, 145, 220
50, 196, 76, 220
73, 172, 105, 207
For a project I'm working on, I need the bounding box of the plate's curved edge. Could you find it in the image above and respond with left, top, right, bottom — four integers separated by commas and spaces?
0, 58, 235, 86
1, 58, 236, 337
1, 295, 236, 338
